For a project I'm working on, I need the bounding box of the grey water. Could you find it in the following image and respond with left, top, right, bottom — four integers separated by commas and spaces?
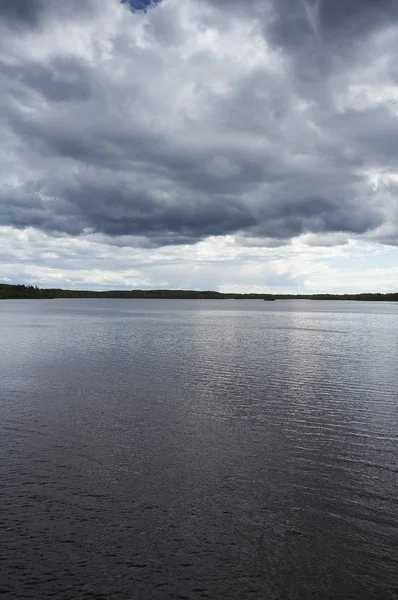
0, 299, 397, 600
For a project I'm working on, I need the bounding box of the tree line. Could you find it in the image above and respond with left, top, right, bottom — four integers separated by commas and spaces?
0, 284, 397, 302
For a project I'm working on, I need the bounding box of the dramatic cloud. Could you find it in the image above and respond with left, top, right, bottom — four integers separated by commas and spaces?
0, 0, 397, 289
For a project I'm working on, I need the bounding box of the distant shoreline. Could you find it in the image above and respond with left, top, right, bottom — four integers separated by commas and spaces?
0, 284, 397, 302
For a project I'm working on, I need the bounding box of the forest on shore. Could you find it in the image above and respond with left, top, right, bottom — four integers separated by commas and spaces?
1, 283, 397, 302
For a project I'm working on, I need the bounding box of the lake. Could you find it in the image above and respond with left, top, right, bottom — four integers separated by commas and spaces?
0, 299, 397, 599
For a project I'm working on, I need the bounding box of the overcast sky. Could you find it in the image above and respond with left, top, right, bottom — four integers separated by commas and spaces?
1, 0, 397, 292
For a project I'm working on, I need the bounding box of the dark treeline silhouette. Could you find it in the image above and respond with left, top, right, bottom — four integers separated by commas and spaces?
0, 284, 397, 302
0, 284, 274, 300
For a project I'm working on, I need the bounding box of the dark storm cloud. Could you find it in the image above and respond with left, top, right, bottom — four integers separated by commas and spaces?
0, 0, 100, 28
0, 155, 382, 245
205, 0, 398, 84
5, 63, 382, 243
0, 57, 92, 103
0, 0, 44, 27
253, 193, 382, 239
0, 184, 76, 234
0, 177, 257, 244
0, 0, 397, 248
318, 0, 397, 38
205, 0, 398, 42
267, 0, 398, 84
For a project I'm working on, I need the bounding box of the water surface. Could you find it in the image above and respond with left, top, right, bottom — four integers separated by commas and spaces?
1, 299, 397, 599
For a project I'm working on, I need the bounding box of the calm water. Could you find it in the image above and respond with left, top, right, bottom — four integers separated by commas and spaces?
0, 299, 397, 599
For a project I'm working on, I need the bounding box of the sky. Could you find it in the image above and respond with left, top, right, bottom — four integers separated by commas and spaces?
0, 0, 398, 293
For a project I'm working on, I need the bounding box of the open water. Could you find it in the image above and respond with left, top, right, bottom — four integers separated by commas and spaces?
0, 299, 397, 599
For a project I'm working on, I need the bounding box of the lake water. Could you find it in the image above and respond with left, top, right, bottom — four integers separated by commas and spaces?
0, 299, 397, 599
